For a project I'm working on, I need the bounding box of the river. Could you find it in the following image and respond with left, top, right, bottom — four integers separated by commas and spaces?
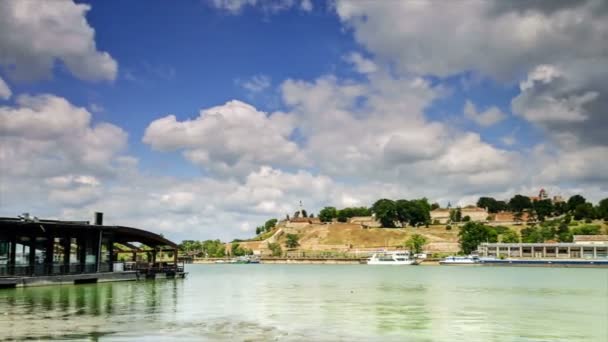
1, 264, 607, 341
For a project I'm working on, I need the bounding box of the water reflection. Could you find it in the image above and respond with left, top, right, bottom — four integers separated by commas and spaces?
0, 280, 182, 340
0, 265, 606, 341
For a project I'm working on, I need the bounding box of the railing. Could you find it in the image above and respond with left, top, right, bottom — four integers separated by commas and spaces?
0, 263, 100, 277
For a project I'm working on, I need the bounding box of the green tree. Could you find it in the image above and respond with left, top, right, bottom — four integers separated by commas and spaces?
405, 234, 428, 254
462, 215, 471, 222
509, 194, 532, 213
255, 226, 263, 235
573, 203, 594, 220
264, 218, 278, 232
301, 210, 308, 218
371, 199, 398, 228
285, 234, 300, 249
521, 227, 543, 243
567, 195, 586, 212
319, 206, 338, 222
500, 229, 520, 243
458, 222, 497, 254
395, 199, 412, 226
598, 198, 608, 220
431, 202, 440, 210
267, 242, 283, 257
533, 199, 554, 221
450, 207, 462, 222
477, 197, 502, 213
554, 201, 568, 216
571, 224, 601, 235
409, 199, 431, 226
557, 222, 572, 242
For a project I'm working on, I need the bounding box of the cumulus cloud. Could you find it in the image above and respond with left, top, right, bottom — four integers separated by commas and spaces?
343, 52, 378, 74
0, 76, 11, 100
0, 94, 128, 179
143, 100, 305, 176
0, 0, 117, 81
335, 0, 608, 80
464, 100, 506, 127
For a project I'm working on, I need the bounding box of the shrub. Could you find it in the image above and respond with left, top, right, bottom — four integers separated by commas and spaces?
584, 218, 592, 224
446, 225, 452, 230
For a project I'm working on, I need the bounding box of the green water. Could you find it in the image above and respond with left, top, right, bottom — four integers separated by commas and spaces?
1, 265, 607, 341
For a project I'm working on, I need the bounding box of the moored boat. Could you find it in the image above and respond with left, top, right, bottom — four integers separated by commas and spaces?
439, 255, 481, 265
367, 251, 416, 265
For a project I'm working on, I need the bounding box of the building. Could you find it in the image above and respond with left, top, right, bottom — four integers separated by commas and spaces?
573, 235, 608, 245
430, 207, 488, 224
430, 209, 451, 224
461, 206, 489, 222
478, 242, 608, 259
0, 213, 184, 288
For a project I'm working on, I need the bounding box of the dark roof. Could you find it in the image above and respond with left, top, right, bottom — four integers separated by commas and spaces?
0, 217, 176, 248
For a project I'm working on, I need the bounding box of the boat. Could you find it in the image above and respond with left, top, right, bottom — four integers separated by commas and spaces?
479, 258, 608, 268
439, 255, 481, 265
367, 251, 416, 265
229, 255, 260, 264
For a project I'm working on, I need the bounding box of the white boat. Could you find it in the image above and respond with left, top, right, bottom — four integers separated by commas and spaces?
439, 255, 480, 265
367, 251, 416, 265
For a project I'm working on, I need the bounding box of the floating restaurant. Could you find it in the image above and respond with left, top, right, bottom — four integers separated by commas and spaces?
477, 236, 608, 267
0, 212, 185, 288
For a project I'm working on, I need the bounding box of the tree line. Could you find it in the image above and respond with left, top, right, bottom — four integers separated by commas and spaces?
479, 194, 608, 222
458, 218, 606, 254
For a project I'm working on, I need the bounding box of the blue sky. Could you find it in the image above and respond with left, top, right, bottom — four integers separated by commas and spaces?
1, 0, 606, 242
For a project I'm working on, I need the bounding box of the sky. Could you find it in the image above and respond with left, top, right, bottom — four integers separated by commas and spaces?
1, 0, 607, 242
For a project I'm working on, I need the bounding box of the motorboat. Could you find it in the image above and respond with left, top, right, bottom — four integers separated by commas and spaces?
439, 255, 480, 265
367, 251, 416, 265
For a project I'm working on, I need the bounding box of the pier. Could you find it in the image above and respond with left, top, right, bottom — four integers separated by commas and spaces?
0, 213, 185, 288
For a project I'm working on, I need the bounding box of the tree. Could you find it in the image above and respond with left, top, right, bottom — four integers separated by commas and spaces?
264, 218, 278, 232
395, 199, 412, 226
509, 194, 532, 213
405, 234, 428, 254
533, 199, 554, 221
567, 195, 586, 212
477, 197, 502, 213
319, 207, 338, 222
458, 222, 497, 254
267, 242, 282, 257
521, 227, 544, 243
255, 226, 262, 235
462, 215, 471, 222
557, 222, 572, 242
285, 234, 300, 249
554, 201, 568, 216
337, 207, 372, 222
231, 242, 251, 256
598, 198, 608, 220
371, 199, 398, 228
409, 199, 431, 226
500, 229, 520, 243
450, 208, 462, 223
431, 202, 440, 210
573, 203, 594, 220
301, 209, 308, 218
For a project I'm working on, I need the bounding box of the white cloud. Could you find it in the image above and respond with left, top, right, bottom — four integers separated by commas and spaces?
464, 100, 506, 127
0, 76, 11, 100
343, 52, 378, 74
335, 1, 608, 81
211, 0, 312, 14
143, 100, 306, 176
0, 0, 117, 81
0, 94, 129, 179
236, 74, 271, 93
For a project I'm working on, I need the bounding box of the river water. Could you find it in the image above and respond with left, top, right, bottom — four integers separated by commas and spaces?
0, 264, 607, 341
